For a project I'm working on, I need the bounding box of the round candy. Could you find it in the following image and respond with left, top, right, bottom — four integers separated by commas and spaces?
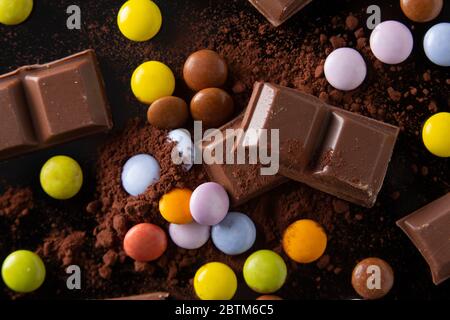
183, 49, 228, 91
256, 295, 283, 300
243, 250, 287, 294
131, 61, 175, 104
324, 48, 367, 91
190, 182, 229, 226
190, 88, 234, 128
169, 222, 210, 249
167, 129, 194, 171
370, 20, 413, 64
422, 112, 450, 157
351, 257, 394, 300
159, 188, 193, 224
194, 262, 237, 300
1, 250, 45, 293
121, 154, 160, 196
40, 155, 83, 200
400, 0, 443, 23
211, 212, 256, 255
282, 219, 327, 263
117, 0, 162, 42
0, 0, 33, 25
423, 23, 450, 67
123, 223, 167, 262
147, 96, 189, 129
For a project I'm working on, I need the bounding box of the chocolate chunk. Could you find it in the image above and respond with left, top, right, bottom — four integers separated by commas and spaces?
248, 0, 312, 27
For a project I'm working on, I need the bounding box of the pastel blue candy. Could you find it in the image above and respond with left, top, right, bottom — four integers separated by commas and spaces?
121, 154, 160, 196
424, 23, 450, 67
211, 212, 256, 255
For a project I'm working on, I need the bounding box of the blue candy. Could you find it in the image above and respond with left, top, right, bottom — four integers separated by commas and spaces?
211, 212, 256, 255
424, 23, 450, 67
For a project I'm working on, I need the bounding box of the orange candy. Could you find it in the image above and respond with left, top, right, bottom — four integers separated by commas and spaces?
159, 188, 193, 224
124, 223, 167, 262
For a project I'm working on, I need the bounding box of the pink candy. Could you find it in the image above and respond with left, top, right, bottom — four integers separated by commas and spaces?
370, 21, 413, 64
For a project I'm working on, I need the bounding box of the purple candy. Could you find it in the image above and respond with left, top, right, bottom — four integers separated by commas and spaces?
324, 48, 367, 91
190, 182, 229, 226
169, 222, 210, 250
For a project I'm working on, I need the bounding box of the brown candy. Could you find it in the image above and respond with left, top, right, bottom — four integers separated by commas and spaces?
147, 96, 189, 129
183, 49, 228, 91
400, 0, 443, 22
190, 88, 234, 128
351, 257, 394, 300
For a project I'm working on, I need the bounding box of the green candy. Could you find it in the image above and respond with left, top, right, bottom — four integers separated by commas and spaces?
2, 250, 46, 293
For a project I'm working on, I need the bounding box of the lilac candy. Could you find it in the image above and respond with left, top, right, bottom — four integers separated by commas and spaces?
324, 48, 367, 91
121, 154, 160, 196
190, 182, 229, 226
370, 20, 413, 64
169, 222, 210, 249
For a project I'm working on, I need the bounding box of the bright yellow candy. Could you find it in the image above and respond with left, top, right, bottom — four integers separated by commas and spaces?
0, 0, 33, 25
40, 156, 83, 200
282, 219, 327, 263
131, 61, 175, 104
159, 188, 193, 224
194, 262, 237, 300
422, 112, 450, 157
117, 0, 162, 42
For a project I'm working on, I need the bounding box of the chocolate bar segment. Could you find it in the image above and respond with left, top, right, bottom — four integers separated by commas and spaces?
202, 114, 287, 206
0, 50, 112, 160
396, 193, 450, 285
239, 82, 399, 207
248, 0, 312, 27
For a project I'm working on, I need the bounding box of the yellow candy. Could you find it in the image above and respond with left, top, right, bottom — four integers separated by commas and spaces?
194, 262, 237, 300
422, 112, 450, 157
117, 0, 162, 42
0, 0, 33, 25
131, 61, 175, 104
282, 219, 327, 263
40, 156, 83, 200
159, 188, 193, 224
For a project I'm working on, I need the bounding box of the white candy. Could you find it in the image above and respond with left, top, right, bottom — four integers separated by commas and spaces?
324, 48, 367, 91
167, 129, 194, 171
121, 154, 160, 196
169, 222, 210, 250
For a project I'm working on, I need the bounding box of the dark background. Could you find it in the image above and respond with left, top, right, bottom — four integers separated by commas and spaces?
0, 0, 449, 299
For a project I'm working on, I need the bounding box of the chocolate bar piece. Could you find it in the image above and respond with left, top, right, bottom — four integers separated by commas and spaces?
248, 0, 312, 27
202, 114, 287, 207
0, 50, 112, 160
396, 193, 450, 285
240, 82, 399, 207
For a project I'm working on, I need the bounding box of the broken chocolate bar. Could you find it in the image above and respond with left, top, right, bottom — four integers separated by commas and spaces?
396, 193, 450, 285
240, 82, 399, 207
0, 50, 113, 161
248, 0, 312, 27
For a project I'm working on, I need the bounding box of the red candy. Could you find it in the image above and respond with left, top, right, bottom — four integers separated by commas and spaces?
124, 223, 167, 262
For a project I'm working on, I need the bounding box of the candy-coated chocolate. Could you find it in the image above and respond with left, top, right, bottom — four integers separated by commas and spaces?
1, 250, 45, 293
211, 212, 256, 255
370, 20, 413, 64
159, 188, 193, 224
351, 257, 394, 300
40, 155, 83, 200
167, 129, 194, 171
256, 295, 283, 300
423, 23, 450, 67
282, 219, 327, 263
194, 262, 237, 300
190, 88, 234, 128
121, 154, 160, 196
243, 250, 287, 294
123, 223, 167, 262
422, 112, 450, 157
147, 96, 189, 129
324, 48, 367, 91
0, 0, 33, 25
400, 0, 443, 23
169, 222, 210, 250
117, 0, 162, 41
131, 61, 175, 104
183, 49, 228, 91
190, 182, 230, 226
